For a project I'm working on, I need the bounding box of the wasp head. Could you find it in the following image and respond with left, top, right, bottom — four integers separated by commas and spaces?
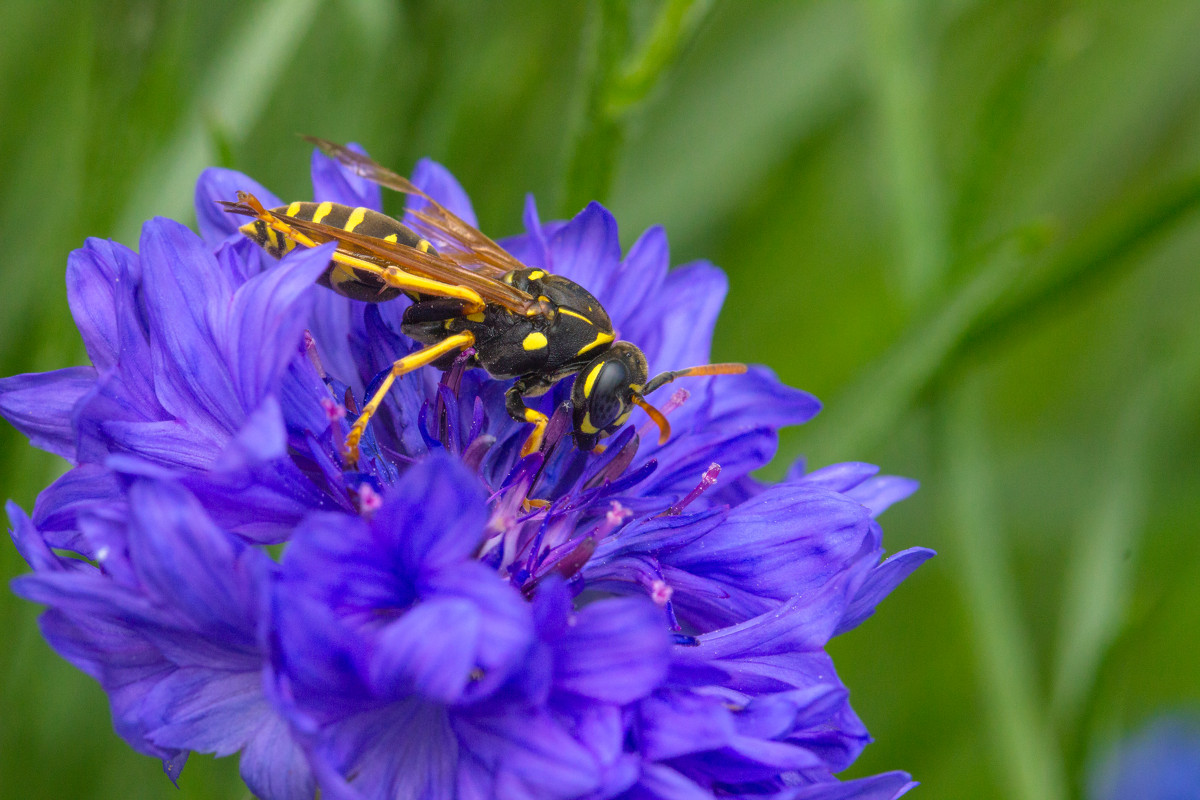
571, 342, 649, 450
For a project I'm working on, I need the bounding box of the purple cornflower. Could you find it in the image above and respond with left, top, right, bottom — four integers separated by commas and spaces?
1088, 713, 1200, 800
2, 145, 933, 799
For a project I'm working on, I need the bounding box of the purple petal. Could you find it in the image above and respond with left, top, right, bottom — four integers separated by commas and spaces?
845, 475, 920, 518
66, 238, 139, 372
311, 143, 383, 210
239, 711, 315, 800
124, 479, 264, 652
518, 194, 552, 270
637, 261, 726, 372
0, 367, 95, 459
552, 596, 670, 703
368, 598, 480, 703
454, 707, 603, 800
371, 453, 489, 572
774, 772, 917, 800
544, 202, 621, 292
141, 668, 269, 755
622, 763, 712, 800
422, 564, 533, 693
139, 217, 242, 435
797, 463, 880, 493
408, 158, 478, 228
601, 225, 668, 330
222, 242, 332, 409
195, 168, 283, 248
32, 464, 124, 555
833, 547, 935, 636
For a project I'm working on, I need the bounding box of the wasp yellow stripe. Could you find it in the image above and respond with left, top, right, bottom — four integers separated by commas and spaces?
575, 330, 615, 357
285, 201, 303, 217
559, 308, 593, 325
312, 201, 333, 224
417, 239, 433, 253
522, 332, 549, 351
384, 233, 398, 242
344, 206, 367, 232
583, 362, 604, 397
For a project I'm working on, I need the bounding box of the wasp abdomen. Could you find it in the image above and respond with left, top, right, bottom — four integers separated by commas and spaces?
239, 201, 437, 303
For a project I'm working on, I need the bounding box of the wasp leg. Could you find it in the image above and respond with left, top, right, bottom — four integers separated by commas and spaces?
238, 192, 486, 312
505, 377, 554, 458
343, 255, 485, 312
345, 331, 476, 467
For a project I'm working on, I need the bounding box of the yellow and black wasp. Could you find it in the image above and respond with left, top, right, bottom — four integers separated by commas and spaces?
220, 138, 745, 467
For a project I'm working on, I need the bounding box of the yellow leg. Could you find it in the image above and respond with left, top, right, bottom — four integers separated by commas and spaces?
344, 332, 475, 467
519, 407, 550, 458
336, 253, 484, 312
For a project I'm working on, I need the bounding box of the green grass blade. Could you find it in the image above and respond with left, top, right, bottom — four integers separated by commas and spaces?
114, 0, 321, 243
943, 373, 1067, 800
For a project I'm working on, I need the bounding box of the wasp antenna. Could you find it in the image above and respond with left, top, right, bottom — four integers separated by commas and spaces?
631, 395, 671, 445
642, 362, 747, 395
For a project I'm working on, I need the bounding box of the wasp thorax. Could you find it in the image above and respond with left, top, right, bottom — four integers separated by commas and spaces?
571, 342, 649, 449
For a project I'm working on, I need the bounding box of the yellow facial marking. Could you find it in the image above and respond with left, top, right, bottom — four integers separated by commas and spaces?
312, 201, 333, 224
466, 312, 485, 323
344, 206, 367, 232
613, 409, 631, 428
583, 362, 605, 398
285, 201, 303, 217
528, 270, 546, 281
522, 332, 549, 351
558, 308, 592, 324
575, 330, 615, 357
580, 413, 599, 435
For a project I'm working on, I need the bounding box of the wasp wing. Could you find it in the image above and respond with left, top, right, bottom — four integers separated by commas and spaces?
304, 137, 532, 281
258, 206, 539, 313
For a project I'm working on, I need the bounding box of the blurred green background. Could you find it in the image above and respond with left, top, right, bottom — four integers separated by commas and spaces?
2, 0, 1199, 797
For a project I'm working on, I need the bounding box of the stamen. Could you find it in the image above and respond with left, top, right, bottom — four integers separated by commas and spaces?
302, 330, 328, 378
649, 580, 673, 605
357, 483, 383, 515
663, 463, 720, 516
321, 397, 347, 422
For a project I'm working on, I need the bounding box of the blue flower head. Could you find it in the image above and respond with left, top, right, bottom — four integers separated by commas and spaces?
1, 145, 933, 799
1088, 713, 1200, 800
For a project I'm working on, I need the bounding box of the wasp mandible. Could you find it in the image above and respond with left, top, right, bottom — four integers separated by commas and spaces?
220, 139, 746, 467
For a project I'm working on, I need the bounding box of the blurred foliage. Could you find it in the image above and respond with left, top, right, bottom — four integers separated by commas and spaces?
2, 0, 1199, 798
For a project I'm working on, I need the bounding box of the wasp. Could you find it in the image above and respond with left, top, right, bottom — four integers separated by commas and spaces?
220, 138, 745, 467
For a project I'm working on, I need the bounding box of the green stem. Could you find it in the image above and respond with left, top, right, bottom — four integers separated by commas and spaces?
605, 0, 714, 116
562, 0, 715, 214
861, 0, 948, 304
942, 374, 1067, 800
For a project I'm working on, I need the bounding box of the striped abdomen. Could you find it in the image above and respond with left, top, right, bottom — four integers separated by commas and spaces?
239, 201, 435, 303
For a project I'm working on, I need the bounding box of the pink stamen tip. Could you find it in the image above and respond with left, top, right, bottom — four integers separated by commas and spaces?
357, 484, 383, 513
661, 388, 690, 414
650, 580, 674, 605
321, 397, 347, 421
303, 330, 317, 351
605, 501, 632, 526
638, 388, 690, 441
665, 463, 721, 515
